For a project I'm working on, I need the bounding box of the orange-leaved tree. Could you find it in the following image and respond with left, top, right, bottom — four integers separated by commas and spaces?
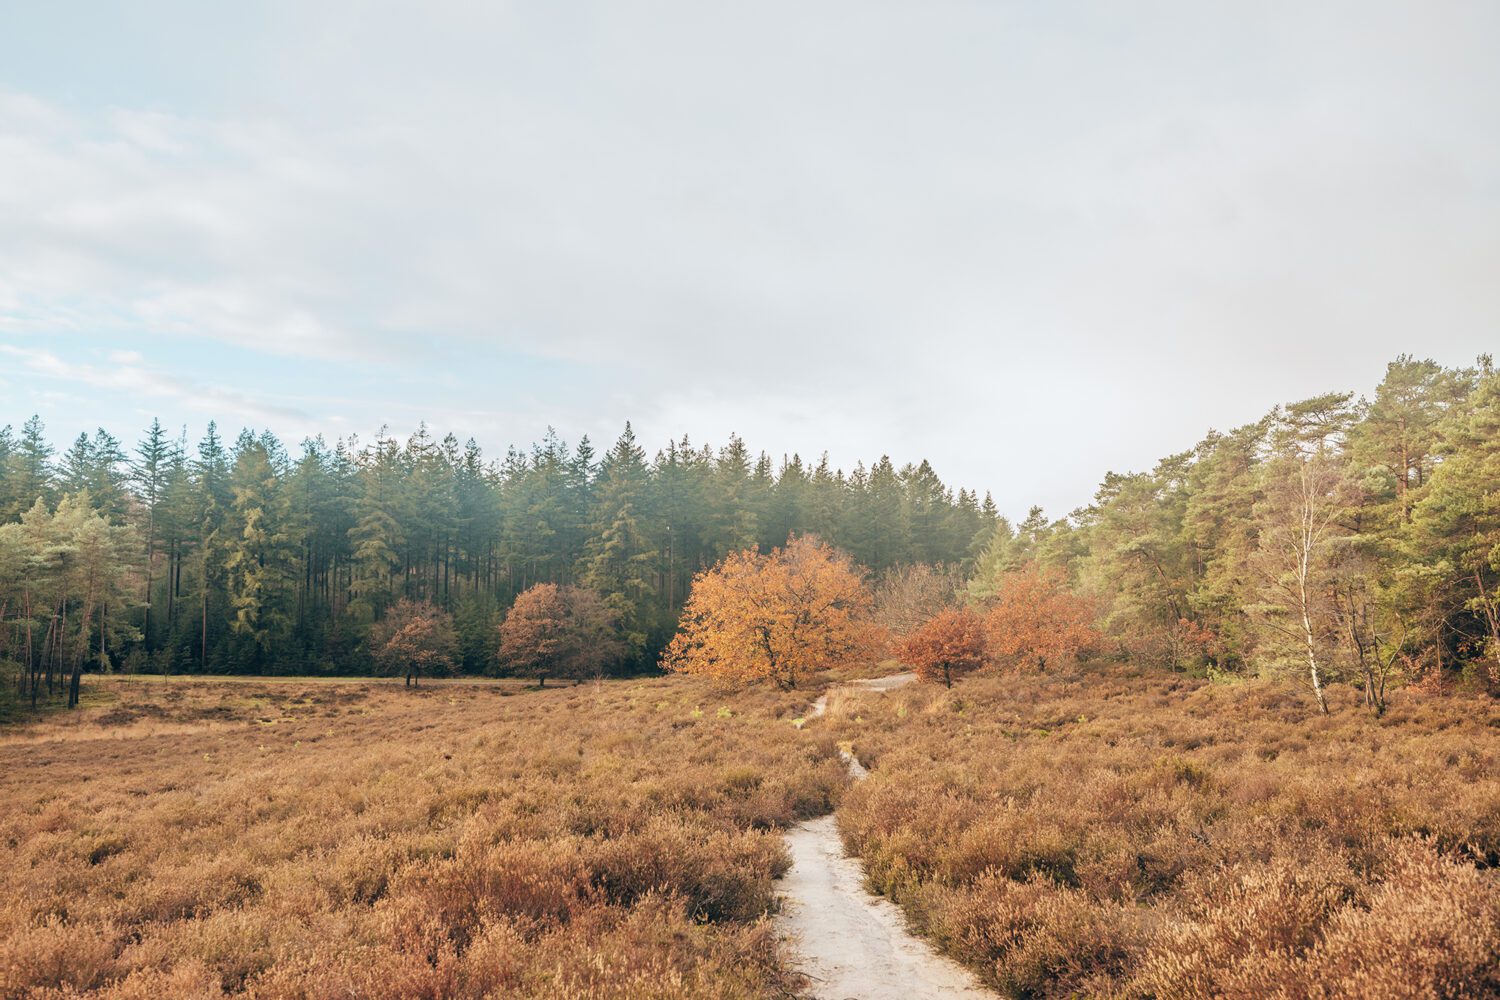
370, 598, 458, 687
984, 564, 1097, 671
662, 535, 878, 690
498, 583, 624, 687
897, 607, 988, 688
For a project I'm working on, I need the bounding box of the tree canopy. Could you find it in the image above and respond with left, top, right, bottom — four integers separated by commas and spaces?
4, 351, 1500, 715
983, 564, 1098, 671
497, 583, 624, 685
369, 598, 457, 686
0, 419, 994, 687
897, 607, 987, 688
662, 535, 878, 689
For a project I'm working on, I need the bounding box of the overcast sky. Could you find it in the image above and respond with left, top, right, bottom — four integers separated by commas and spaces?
1, 1, 1495, 518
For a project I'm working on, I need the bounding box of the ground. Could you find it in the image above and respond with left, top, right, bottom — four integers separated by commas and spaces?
0, 674, 838, 999
2, 667, 1497, 999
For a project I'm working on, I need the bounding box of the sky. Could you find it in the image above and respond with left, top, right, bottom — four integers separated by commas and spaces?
1, 1, 1496, 519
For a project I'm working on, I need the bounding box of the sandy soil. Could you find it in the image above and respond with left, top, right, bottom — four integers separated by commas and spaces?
778, 673, 994, 999
807, 671, 916, 717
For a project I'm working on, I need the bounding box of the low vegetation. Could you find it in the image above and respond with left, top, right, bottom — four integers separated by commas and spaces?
4, 353, 1500, 996
824, 666, 1500, 998
0, 675, 844, 998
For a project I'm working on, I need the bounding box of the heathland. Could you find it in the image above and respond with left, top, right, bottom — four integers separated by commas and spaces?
2, 668, 1496, 998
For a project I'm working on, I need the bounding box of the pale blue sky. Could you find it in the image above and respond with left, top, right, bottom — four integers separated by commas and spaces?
1, 1, 1496, 517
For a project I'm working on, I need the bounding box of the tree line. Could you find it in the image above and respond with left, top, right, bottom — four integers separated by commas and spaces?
663, 353, 1500, 715
971, 353, 1500, 710
4, 351, 1496, 713
0, 417, 996, 696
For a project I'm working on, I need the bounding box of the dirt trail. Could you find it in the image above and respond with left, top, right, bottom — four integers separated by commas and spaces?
777, 673, 993, 999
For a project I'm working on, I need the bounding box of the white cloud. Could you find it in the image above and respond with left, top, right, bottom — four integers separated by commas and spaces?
0, 344, 312, 429
0, 1, 1497, 513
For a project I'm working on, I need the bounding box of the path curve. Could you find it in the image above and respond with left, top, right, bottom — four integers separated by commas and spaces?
777, 673, 993, 999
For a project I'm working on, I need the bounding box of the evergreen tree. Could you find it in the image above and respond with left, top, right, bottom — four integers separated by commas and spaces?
348, 433, 407, 611
225, 436, 298, 666
133, 420, 175, 650
193, 423, 233, 667
582, 424, 657, 656
6, 416, 55, 519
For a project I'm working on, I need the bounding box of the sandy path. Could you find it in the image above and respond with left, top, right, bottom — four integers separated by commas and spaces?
778, 673, 993, 999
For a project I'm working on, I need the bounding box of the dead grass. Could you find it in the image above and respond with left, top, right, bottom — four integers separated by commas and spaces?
9, 666, 1496, 998
825, 667, 1500, 998
0, 675, 842, 998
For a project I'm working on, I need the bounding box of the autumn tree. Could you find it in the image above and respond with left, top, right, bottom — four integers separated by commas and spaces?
983, 563, 1097, 671
370, 598, 457, 686
498, 583, 624, 686
898, 607, 987, 688
872, 562, 963, 638
662, 535, 877, 690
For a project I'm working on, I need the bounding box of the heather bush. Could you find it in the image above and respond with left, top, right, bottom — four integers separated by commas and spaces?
828, 665, 1500, 998
0, 676, 833, 998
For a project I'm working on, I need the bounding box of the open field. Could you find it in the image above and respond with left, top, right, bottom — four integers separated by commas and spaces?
0, 676, 535, 746
0, 675, 842, 998
825, 669, 1500, 998
3, 668, 1498, 999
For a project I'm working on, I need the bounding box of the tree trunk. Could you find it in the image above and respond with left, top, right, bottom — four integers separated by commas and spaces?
1473, 572, 1500, 687
1299, 586, 1329, 714
143, 510, 155, 650
1295, 469, 1330, 715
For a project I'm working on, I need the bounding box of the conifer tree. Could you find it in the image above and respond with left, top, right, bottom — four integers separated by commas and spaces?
583, 424, 657, 655
348, 433, 407, 610
133, 420, 173, 649
225, 437, 298, 664
7, 416, 55, 519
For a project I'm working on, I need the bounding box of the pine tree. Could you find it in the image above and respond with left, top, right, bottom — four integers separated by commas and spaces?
133, 420, 174, 649
193, 423, 233, 667
582, 424, 657, 656
348, 433, 407, 612
707, 435, 759, 557
1409, 365, 1500, 688
225, 436, 298, 665
0, 425, 14, 519
61, 430, 129, 520
6, 416, 55, 519
865, 456, 911, 569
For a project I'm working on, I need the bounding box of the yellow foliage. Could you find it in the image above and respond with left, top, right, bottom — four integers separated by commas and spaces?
663, 536, 880, 689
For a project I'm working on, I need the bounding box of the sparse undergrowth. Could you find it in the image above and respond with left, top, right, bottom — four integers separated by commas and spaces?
0, 676, 843, 998
826, 668, 1500, 999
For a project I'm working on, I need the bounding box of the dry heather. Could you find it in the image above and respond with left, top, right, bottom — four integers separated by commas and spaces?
826, 668, 1500, 999
0, 676, 844, 999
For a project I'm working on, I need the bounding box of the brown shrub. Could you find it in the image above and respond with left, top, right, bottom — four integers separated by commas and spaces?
0, 676, 827, 998
826, 666, 1500, 998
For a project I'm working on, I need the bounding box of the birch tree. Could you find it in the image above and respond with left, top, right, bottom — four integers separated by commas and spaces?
1250, 454, 1356, 714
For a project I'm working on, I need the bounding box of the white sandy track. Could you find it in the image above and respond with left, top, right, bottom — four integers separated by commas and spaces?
777, 673, 994, 999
